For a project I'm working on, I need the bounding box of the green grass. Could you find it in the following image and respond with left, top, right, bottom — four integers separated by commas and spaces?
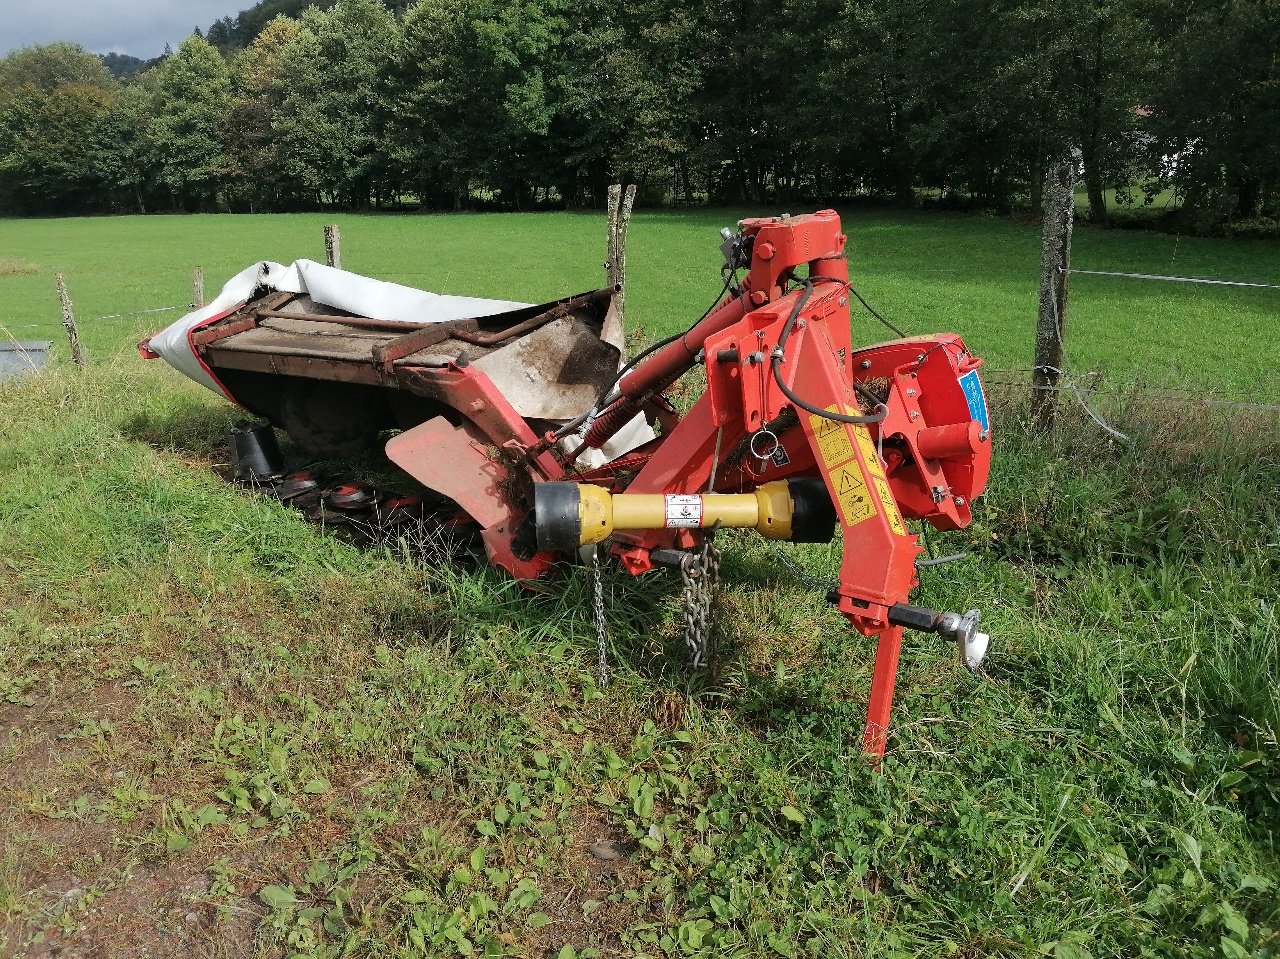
1, 209, 1277, 398
1, 210, 1278, 958
1073, 185, 1183, 216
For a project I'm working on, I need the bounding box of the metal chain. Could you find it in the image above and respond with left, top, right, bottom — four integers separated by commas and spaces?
763, 540, 837, 593
680, 529, 721, 669
591, 546, 609, 686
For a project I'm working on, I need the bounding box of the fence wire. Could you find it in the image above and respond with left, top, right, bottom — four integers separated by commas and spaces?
1069, 268, 1280, 290
985, 371, 1280, 413
8, 257, 1276, 422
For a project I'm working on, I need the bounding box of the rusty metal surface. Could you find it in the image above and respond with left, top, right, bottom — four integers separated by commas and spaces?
191, 313, 260, 348
203, 349, 386, 386
210, 322, 393, 362
452, 288, 613, 346
471, 316, 620, 420
196, 287, 621, 429
372, 324, 458, 372
254, 309, 422, 332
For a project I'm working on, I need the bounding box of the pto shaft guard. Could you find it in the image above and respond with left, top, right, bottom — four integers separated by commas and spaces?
534, 478, 836, 552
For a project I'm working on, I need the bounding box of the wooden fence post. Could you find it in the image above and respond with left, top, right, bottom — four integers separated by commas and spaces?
324, 225, 342, 269
604, 184, 637, 323
1032, 157, 1077, 429
606, 184, 621, 288
54, 273, 85, 368
192, 266, 205, 309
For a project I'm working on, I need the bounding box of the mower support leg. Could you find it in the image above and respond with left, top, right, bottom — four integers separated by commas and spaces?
862, 625, 904, 758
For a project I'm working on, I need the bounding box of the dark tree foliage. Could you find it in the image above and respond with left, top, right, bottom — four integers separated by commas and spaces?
0, 0, 1275, 225
204, 0, 414, 49
98, 53, 149, 80
1144, 0, 1280, 226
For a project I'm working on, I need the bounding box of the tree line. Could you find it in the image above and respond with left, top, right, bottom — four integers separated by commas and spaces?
0, 0, 1276, 230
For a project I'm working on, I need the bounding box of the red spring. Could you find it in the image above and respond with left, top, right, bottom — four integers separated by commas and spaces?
579, 398, 642, 452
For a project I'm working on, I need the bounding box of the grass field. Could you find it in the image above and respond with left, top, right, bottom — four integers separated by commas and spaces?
2, 208, 1279, 397
1, 209, 1278, 959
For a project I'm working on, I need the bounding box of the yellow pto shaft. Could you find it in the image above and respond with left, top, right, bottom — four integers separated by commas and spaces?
533, 479, 836, 552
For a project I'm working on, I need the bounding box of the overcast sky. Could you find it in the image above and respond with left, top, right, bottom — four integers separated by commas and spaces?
0, 0, 246, 59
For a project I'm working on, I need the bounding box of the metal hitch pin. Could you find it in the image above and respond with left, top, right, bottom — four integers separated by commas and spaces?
888, 604, 991, 673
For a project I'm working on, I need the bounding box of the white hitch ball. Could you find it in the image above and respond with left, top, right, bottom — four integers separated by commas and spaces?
955, 609, 990, 673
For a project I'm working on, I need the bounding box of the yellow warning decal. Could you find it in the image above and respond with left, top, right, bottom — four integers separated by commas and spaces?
810, 409, 855, 466
830, 462, 878, 527
851, 424, 884, 476
872, 473, 908, 536
808, 406, 907, 534
810, 406, 877, 528
851, 421, 909, 536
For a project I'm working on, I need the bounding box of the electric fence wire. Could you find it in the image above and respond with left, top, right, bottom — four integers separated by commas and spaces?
852, 264, 1280, 420
984, 376, 1280, 413
982, 367, 1280, 408
1040, 270, 1132, 442
94, 305, 183, 320
1068, 268, 1280, 290
6, 304, 182, 329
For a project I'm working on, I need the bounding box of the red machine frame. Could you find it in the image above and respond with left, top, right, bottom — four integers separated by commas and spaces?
383, 210, 992, 756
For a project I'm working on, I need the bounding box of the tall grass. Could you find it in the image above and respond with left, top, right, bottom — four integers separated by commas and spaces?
1, 350, 1277, 958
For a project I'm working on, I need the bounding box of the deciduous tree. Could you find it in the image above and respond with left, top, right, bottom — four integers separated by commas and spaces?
145, 36, 234, 211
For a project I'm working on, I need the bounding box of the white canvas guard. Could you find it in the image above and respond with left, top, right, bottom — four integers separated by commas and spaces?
146, 260, 653, 466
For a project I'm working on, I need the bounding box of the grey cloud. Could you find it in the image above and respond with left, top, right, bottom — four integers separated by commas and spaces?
0, 0, 247, 59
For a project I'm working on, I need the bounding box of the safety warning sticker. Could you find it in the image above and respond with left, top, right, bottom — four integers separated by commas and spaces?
664, 494, 704, 528
810, 407, 856, 465
852, 423, 882, 474
871, 473, 908, 536
830, 463, 878, 527
851, 423, 909, 536
808, 406, 908, 534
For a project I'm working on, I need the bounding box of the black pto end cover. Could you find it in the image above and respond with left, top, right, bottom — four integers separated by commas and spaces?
534, 482, 584, 553
787, 477, 837, 543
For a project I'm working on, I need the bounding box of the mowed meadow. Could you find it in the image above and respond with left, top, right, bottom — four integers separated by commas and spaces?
1, 209, 1278, 959
3, 208, 1279, 394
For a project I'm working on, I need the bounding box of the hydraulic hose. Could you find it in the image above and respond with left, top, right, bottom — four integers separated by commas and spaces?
772, 279, 888, 425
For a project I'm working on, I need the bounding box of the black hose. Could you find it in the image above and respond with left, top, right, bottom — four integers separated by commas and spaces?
849, 286, 907, 338
771, 280, 888, 425
554, 271, 738, 440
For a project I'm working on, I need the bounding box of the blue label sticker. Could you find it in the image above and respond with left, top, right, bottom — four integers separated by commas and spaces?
958, 370, 989, 432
